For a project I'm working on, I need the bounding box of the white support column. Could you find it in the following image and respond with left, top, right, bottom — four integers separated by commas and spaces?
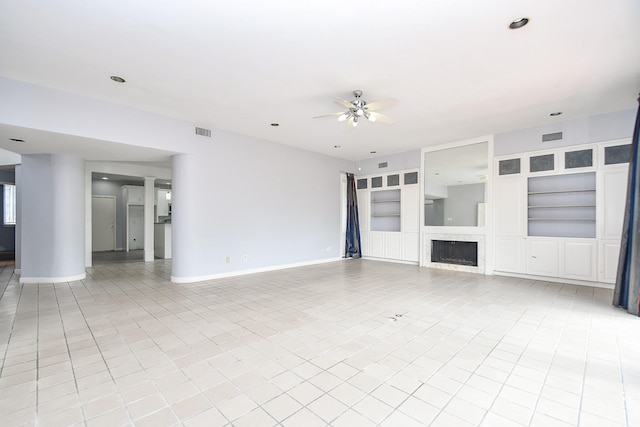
144, 176, 155, 262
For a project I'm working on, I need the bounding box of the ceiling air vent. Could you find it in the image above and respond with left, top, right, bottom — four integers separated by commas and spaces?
542, 131, 563, 142
378, 162, 388, 168
195, 127, 212, 138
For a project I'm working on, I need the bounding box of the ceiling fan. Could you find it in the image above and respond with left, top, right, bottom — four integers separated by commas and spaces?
314, 90, 397, 127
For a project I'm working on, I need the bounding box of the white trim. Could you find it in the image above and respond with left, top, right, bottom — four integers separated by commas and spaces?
20, 272, 86, 284
493, 271, 614, 289
171, 257, 343, 283
361, 257, 418, 266
14, 268, 20, 274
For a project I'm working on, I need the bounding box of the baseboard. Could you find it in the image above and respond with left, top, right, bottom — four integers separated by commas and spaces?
171, 257, 343, 283
361, 256, 419, 266
19, 272, 87, 284
493, 270, 614, 289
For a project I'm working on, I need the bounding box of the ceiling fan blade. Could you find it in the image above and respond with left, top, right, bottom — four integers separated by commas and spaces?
368, 111, 396, 124
365, 98, 398, 111
313, 112, 345, 119
334, 97, 354, 110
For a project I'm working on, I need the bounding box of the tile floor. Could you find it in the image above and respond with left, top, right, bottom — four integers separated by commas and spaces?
0, 260, 639, 426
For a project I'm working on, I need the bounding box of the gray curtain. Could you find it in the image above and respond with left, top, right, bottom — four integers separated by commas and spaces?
345, 173, 362, 258
613, 95, 640, 315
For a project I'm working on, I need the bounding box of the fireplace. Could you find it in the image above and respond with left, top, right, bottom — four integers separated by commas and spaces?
431, 240, 478, 267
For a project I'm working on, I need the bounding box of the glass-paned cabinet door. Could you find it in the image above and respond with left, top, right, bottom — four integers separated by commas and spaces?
529, 153, 554, 173
604, 144, 631, 165
564, 148, 593, 169
565, 149, 593, 169
356, 178, 368, 190
387, 174, 400, 186
498, 158, 521, 175
371, 176, 383, 188
404, 171, 418, 185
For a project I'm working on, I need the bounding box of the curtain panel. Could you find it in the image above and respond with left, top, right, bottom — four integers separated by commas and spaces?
345, 173, 362, 258
613, 95, 640, 316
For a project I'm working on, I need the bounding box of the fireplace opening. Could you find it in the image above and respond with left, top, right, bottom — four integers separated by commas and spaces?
431, 240, 478, 266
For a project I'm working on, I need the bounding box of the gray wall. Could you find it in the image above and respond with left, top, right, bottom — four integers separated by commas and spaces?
0, 169, 16, 254
426, 183, 485, 227
494, 109, 635, 156
172, 130, 353, 280
357, 149, 421, 175
21, 154, 85, 281
1, 78, 354, 281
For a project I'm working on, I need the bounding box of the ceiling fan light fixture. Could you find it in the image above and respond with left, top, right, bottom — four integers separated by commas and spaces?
338, 113, 349, 122
352, 117, 359, 127
365, 112, 376, 122
509, 17, 529, 29
356, 108, 364, 116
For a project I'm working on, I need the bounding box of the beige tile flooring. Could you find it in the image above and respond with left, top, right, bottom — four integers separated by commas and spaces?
0, 260, 639, 426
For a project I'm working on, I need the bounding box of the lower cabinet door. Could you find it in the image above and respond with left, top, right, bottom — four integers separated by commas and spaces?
495, 237, 525, 273
369, 232, 385, 258
600, 241, 621, 283
560, 240, 597, 281
526, 239, 559, 277
402, 232, 419, 262
385, 233, 402, 260
360, 232, 370, 257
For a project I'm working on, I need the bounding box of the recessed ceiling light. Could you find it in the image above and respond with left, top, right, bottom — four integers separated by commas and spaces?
110, 75, 126, 83
9, 138, 25, 143
334, 145, 341, 148
509, 17, 529, 29
270, 123, 279, 127
101, 177, 109, 180
550, 112, 563, 116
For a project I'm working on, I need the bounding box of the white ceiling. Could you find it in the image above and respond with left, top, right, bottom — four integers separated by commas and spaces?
0, 1, 639, 162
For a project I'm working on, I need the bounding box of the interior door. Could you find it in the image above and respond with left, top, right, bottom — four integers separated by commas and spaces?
92, 196, 116, 252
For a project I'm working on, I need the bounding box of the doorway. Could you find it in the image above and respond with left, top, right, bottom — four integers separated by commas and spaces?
92, 196, 116, 252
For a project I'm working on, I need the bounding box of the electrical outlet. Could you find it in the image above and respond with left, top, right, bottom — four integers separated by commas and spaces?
225, 256, 230, 264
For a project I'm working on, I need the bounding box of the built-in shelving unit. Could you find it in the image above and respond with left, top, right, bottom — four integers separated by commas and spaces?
371, 189, 401, 231
356, 168, 420, 262
527, 172, 596, 238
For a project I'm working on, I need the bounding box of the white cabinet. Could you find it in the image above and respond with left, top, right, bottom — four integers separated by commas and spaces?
526, 239, 558, 277
155, 189, 171, 217
600, 241, 621, 283
402, 232, 419, 262
600, 168, 627, 239
493, 140, 630, 286
402, 186, 420, 233
122, 185, 143, 205
495, 237, 525, 273
369, 232, 385, 258
494, 177, 525, 236
356, 169, 419, 263
560, 240, 597, 281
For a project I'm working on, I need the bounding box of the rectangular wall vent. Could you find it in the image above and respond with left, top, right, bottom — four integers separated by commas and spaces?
378, 162, 388, 168
195, 127, 212, 137
542, 131, 563, 142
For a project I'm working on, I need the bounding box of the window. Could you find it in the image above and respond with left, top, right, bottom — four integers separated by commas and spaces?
3, 184, 16, 226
